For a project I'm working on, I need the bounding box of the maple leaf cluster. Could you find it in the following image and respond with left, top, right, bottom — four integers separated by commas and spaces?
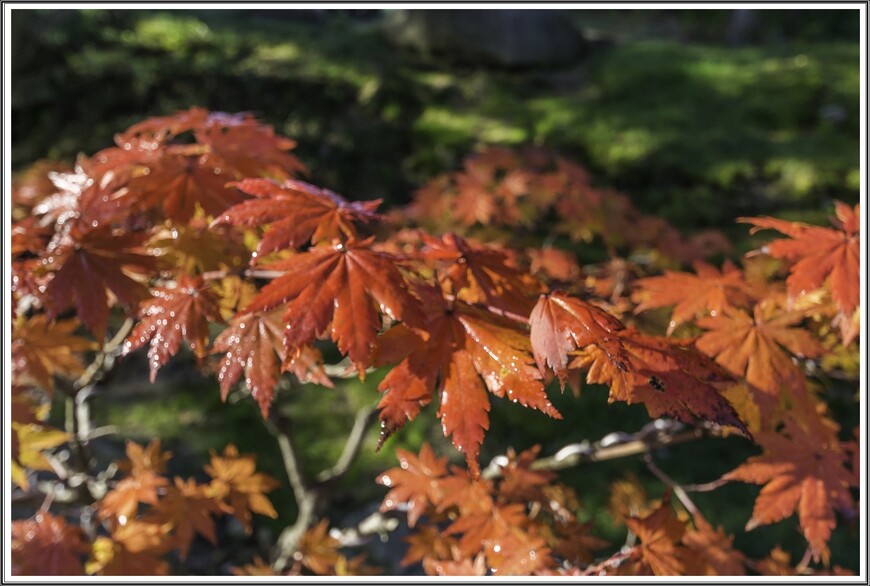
10, 109, 860, 576
374, 444, 852, 577
405, 145, 733, 266
12, 441, 277, 576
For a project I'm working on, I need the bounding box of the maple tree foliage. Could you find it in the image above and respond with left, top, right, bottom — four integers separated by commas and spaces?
9, 109, 861, 576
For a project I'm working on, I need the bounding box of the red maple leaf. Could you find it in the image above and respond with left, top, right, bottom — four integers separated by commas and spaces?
243, 239, 424, 372
42, 225, 155, 338
124, 275, 223, 381
88, 108, 306, 223
212, 309, 333, 417
220, 178, 381, 255
11, 512, 88, 576
740, 201, 860, 315
377, 286, 560, 476
531, 292, 748, 436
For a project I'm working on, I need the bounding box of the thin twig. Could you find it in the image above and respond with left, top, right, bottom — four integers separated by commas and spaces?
264, 413, 319, 572
481, 419, 713, 480
317, 406, 378, 485
643, 453, 700, 517
73, 318, 134, 392
580, 548, 636, 576
795, 546, 814, 573
682, 477, 729, 493
200, 267, 286, 282
263, 414, 311, 503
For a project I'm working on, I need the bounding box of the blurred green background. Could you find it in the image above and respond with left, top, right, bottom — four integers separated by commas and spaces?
12, 8, 860, 575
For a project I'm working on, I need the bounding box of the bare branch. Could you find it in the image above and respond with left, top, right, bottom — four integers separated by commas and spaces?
579, 547, 636, 576
481, 418, 714, 480
71, 318, 135, 393
200, 267, 287, 282
316, 406, 378, 485
263, 413, 311, 503
795, 546, 814, 574
263, 412, 320, 572
682, 477, 729, 493
643, 453, 700, 517
329, 419, 725, 554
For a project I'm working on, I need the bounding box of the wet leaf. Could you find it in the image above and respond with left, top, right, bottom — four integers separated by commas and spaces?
220, 178, 381, 254
124, 275, 223, 381
377, 286, 560, 475
244, 238, 424, 372
43, 226, 154, 339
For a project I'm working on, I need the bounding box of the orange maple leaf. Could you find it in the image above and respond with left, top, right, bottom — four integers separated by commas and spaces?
143, 477, 227, 560
86, 521, 171, 576
695, 302, 824, 407
12, 314, 97, 392
722, 412, 855, 562
294, 519, 341, 575
401, 525, 458, 568
99, 444, 169, 523
421, 233, 543, 316
378, 444, 449, 528
682, 514, 746, 576
205, 444, 279, 533
740, 201, 860, 315
624, 493, 703, 576
632, 260, 757, 333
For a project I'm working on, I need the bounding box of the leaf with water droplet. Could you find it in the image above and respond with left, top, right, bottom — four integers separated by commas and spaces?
377, 285, 560, 476
212, 309, 332, 418
43, 226, 154, 339
125, 275, 222, 382
243, 238, 424, 373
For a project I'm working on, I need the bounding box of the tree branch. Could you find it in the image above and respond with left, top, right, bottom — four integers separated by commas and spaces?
263, 413, 311, 507
579, 547, 636, 576
643, 453, 700, 517
331, 419, 724, 552
263, 412, 320, 572
316, 406, 377, 485
481, 418, 714, 479
200, 267, 286, 282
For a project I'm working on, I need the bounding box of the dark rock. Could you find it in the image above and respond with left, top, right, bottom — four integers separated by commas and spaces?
383, 9, 587, 68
